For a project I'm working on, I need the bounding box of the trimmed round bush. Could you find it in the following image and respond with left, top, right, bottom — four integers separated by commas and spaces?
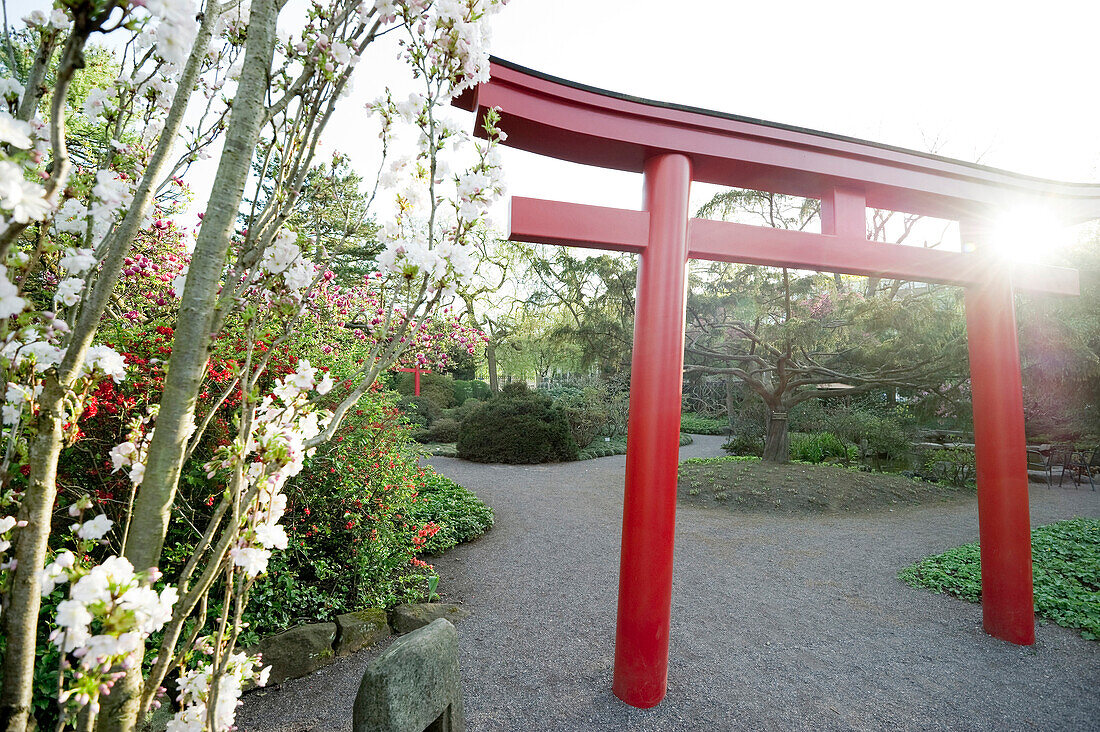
453, 378, 491, 405
419, 417, 461, 443
395, 371, 455, 409
457, 385, 578, 463
397, 394, 442, 427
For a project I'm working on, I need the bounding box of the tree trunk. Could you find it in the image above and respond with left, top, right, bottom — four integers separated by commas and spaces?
762, 408, 790, 463
122, 0, 278, 579
486, 341, 499, 393
864, 276, 880, 298
96, 4, 279, 732
724, 376, 736, 433
0, 378, 64, 732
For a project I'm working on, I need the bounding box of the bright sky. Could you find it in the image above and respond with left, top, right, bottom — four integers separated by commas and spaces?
9, 0, 1100, 255
479, 0, 1100, 207
343, 0, 1100, 258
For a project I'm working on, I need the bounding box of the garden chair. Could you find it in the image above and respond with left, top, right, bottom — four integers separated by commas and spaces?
1026, 448, 1056, 487
1061, 447, 1097, 490
1049, 444, 1077, 487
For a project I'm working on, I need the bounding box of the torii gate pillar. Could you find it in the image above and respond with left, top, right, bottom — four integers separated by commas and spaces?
963, 227, 1035, 645
613, 154, 692, 707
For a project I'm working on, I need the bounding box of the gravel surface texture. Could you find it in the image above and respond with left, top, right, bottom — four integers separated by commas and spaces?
238, 435, 1100, 731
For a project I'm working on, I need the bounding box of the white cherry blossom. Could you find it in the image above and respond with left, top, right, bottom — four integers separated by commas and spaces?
76, 514, 113, 541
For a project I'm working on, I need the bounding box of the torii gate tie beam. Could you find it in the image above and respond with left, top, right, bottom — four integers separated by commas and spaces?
455, 58, 1099, 709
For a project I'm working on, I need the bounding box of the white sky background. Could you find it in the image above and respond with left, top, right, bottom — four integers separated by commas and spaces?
8, 0, 1100, 256
303, 0, 1100, 260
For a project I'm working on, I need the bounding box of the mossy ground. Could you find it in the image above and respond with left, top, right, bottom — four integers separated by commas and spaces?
677, 455, 972, 514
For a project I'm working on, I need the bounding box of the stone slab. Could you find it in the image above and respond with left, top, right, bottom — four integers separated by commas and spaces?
389, 603, 469, 635
248, 622, 336, 685
353, 618, 465, 732
336, 608, 391, 656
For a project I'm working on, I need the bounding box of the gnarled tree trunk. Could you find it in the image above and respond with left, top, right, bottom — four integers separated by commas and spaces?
762, 408, 790, 463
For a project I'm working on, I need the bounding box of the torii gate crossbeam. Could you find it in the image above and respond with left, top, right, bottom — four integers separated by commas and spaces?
455, 58, 1099, 710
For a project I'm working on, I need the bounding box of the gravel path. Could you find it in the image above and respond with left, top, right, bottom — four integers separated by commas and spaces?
239, 436, 1100, 731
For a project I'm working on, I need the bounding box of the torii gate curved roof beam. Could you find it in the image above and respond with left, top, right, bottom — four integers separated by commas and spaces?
455, 57, 1100, 226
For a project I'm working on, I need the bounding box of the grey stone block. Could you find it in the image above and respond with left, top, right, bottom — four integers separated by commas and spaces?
336, 608, 391, 656
248, 622, 336, 685
389, 603, 469, 635
353, 618, 465, 732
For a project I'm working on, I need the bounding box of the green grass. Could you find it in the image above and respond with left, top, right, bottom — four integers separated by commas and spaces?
578, 433, 693, 460
899, 518, 1100, 640
679, 412, 729, 435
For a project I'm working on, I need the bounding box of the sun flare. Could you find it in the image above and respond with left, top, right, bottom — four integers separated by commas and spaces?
989, 206, 1073, 264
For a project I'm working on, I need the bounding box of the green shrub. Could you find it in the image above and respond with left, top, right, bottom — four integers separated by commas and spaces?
900, 518, 1100, 640
453, 379, 472, 406
555, 388, 611, 448
680, 412, 729, 435
447, 398, 483, 424
406, 471, 494, 554
396, 394, 443, 427
232, 391, 438, 641
790, 431, 851, 464
419, 417, 461, 444
865, 415, 913, 460
394, 371, 455, 409
458, 387, 578, 463
454, 378, 490, 404
922, 447, 975, 487
723, 432, 764, 457
500, 380, 530, 397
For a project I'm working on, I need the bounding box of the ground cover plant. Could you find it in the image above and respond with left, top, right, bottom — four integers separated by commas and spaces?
899, 518, 1100, 640
577, 433, 693, 460
406, 471, 494, 554
677, 456, 972, 514
680, 412, 729, 435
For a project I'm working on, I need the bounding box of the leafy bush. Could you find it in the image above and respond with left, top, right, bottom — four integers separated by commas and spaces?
790, 431, 852, 464
396, 394, 443, 427
194, 390, 493, 644
680, 412, 729, 435
418, 417, 461, 444
394, 371, 455, 410
406, 471, 494, 554
447, 398, 483, 423
826, 408, 915, 463
723, 432, 764, 457
453, 378, 491, 405
864, 415, 914, 460
458, 385, 578, 463
555, 388, 611, 448
922, 447, 976, 487
900, 518, 1100, 640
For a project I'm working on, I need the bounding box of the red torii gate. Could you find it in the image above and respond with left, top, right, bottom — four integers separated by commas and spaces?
455, 58, 1099, 709
395, 365, 431, 396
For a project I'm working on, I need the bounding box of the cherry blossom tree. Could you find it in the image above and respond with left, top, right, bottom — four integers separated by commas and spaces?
0, 1, 509, 730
